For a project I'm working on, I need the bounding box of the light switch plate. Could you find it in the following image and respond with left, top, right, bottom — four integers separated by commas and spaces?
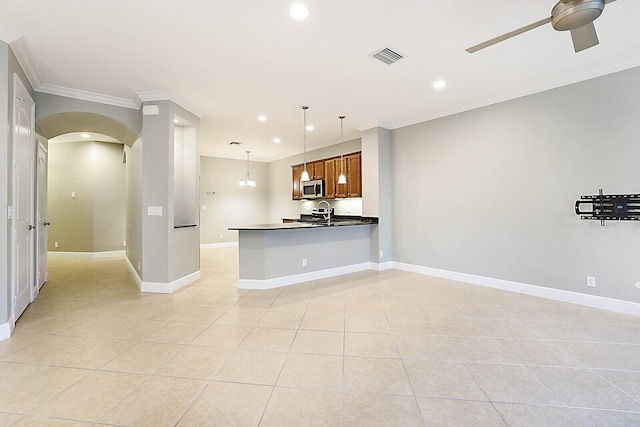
147, 206, 163, 216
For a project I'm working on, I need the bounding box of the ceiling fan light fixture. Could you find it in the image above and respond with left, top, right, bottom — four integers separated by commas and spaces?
552, 0, 604, 31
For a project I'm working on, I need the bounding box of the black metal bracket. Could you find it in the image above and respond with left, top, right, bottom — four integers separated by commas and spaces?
575, 189, 640, 226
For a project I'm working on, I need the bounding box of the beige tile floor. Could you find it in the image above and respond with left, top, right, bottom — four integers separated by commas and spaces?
1, 247, 640, 426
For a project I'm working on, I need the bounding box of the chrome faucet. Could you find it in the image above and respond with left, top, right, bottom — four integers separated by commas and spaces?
317, 200, 332, 225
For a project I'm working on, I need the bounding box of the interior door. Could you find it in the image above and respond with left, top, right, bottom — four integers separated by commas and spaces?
12, 74, 35, 321
36, 143, 49, 290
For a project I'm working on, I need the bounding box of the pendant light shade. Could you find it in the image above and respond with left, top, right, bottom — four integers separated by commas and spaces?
301, 106, 310, 182
337, 115, 347, 185
240, 150, 256, 187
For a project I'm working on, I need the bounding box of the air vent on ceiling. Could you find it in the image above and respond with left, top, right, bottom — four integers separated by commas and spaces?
229, 141, 242, 145
371, 47, 404, 65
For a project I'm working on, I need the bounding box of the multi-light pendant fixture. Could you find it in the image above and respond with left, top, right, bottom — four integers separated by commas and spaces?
337, 115, 347, 185
300, 106, 311, 182
239, 150, 256, 187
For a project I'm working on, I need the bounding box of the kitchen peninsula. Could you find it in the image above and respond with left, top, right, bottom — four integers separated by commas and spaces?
229, 216, 378, 290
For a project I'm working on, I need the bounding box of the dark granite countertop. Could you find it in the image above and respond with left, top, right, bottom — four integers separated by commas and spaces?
229, 215, 378, 231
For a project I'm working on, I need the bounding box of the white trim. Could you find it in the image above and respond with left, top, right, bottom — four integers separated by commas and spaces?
48, 250, 125, 259
370, 261, 393, 272
0, 318, 13, 341
141, 270, 201, 294
36, 84, 138, 109
10, 38, 44, 89
124, 256, 142, 290
239, 262, 372, 290
200, 242, 238, 249
393, 262, 640, 316
136, 91, 206, 118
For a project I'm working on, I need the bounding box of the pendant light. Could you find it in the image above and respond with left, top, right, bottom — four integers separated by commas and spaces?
300, 106, 310, 182
239, 150, 256, 187
337, 115, 347, 185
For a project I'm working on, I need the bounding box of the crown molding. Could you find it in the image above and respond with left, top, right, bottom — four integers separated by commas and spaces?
356, 122, 393, 132
37, 83, 139, 109
8, 37, 44, 89
0, 24, 20, 44
135, 91, 206, 118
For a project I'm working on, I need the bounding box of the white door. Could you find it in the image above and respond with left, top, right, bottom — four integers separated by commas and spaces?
36, 143, 49, 291
12, 74, 35, 321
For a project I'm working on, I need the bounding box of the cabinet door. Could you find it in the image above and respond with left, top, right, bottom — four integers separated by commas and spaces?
324, 159, 336, 199
335, 157, 348, 198
292, 164, 303, 200
311, 161, 324, 180
346, 153, 361, 197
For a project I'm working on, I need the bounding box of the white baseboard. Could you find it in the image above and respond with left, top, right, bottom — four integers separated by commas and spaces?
200, 242, 238, 249
124, 255, 200, 293
141, 270, 201, 294
48, 250, 125, 259
370, 261, 393, 272
0, 317, 14, 341
124, 256, 143, 290
239, 262, 373, 290
393, 262, 640, 316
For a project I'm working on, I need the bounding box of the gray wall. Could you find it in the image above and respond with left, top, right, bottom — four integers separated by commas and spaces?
48, 141, 126, 252
125, 137, 143, 277
140, 101, 200, 284
200, 156, 268, 244
267, 138, 363, 223
392, 67, 640, 303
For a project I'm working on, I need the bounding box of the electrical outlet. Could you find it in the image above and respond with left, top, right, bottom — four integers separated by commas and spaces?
302, 258, 307, 267
635, 281, 640, 289
379, 250, 384, 259
54, 241, 59, 248
586, 276, 596, 288
71, 191, 76, 198
219, 234, 224, 240
122, 240, 126, 247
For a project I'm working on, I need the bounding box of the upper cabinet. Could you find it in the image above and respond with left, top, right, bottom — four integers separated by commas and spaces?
292, 151, 361, 200
345, 152, 361, 198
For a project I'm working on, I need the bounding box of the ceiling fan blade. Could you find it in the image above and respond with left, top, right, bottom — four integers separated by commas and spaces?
570, 22, 599, 52
466, 16, 552, 53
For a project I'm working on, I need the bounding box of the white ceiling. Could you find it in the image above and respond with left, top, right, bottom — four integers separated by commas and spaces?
2, 0, 640, 162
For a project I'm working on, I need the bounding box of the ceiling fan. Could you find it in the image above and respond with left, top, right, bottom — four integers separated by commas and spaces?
467, 0, 619, 54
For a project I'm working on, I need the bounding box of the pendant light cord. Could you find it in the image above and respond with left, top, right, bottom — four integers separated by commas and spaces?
339, 116, 345, 176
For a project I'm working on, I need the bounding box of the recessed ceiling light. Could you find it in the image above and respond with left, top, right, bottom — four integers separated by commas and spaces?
258, 115, 267, 122
273, 137, 281, 143
80, 133, 90, 138
289, 3, 309, 20
173, 119, 179, 124
306, 125, 314, 131
433, 80, 447, 89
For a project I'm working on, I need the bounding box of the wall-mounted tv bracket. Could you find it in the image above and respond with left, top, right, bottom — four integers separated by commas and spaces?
575, 189, 640, 226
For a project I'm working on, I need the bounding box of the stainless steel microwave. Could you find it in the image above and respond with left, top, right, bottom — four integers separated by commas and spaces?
302, 179, 324, 199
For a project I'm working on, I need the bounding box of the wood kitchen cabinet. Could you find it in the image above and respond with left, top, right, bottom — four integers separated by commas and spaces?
308, 161, 324, 180
324, 158, 337, 199
292, 164, 303, 200
291, 151, 361, 200
345, 153, 361, 197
